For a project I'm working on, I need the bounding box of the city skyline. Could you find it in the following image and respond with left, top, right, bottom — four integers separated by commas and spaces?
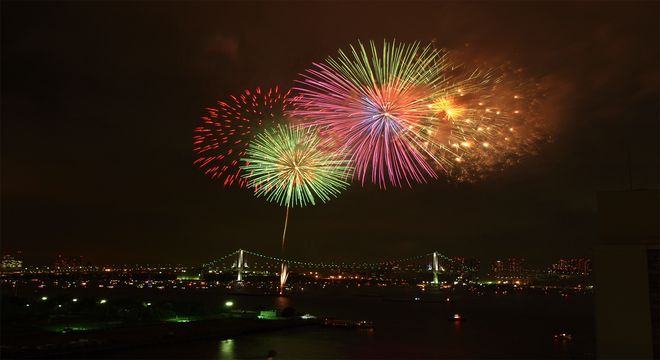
1, 247, 592, 276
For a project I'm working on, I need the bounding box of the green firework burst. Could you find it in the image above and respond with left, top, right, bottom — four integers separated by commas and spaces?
328, 39, 445, 90
240, 124, 352, 207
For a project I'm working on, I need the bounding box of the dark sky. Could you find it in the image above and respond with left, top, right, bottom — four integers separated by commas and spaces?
2, 2, 658, 267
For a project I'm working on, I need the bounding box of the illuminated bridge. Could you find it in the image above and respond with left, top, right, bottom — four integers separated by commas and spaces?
201, 249, 477, 284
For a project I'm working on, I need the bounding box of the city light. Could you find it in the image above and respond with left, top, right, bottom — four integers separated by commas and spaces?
41, 296, 48, 301
72, 298, 78, 302
99, 299, 107, 304
224, 301, 234, 307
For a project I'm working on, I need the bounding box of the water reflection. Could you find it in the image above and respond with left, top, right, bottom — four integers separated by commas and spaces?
110, 292, 594, 359
218, 339, 234, 358
358, 327, 375, 336
274, 295, 291, 310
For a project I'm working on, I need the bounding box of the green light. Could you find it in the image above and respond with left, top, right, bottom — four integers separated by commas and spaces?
165, 317, 192, 323
176, 273, 201, 281
258, 310, 278, 320
224, 301, 234, 307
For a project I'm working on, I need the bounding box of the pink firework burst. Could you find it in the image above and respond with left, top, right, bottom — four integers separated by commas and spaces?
193, 86, 291, 187
290, 40, 443, 188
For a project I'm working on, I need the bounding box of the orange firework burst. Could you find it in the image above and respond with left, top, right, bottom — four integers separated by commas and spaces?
423, 63, 548, 182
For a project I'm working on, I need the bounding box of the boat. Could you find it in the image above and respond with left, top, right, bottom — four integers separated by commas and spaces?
356, 320, 374, 328
383, 296, 450, 303
324, 319, 375, 328
553, 333, 572, 341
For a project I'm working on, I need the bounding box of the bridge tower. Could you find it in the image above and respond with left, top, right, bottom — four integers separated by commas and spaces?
236, 249, 245, 282
432, 251, 440, 285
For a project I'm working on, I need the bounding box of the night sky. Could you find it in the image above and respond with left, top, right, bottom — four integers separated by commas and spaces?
2, 2, 658, 266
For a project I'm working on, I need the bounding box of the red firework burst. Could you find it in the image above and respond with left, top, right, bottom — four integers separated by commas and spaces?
193, 86, 292, 187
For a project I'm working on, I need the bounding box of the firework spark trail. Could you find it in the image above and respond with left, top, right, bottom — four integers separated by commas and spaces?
291, 40, 448, 189
279, 206, 290, 294
279, 263, 288, 295
193, 86, 291, 187
241, 124, 352, 294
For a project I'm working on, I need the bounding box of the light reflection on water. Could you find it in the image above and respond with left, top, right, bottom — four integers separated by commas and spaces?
218, 339, 234, 358
274, 295, 291, 310
110, 290, 595, 359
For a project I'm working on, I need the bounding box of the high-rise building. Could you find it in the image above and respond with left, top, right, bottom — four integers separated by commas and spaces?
548, 258, 591, 276
489, 258, 527, 279
491, 260, 505, 273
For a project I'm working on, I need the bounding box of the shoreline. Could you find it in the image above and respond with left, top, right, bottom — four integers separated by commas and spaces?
2, 317, 320, 359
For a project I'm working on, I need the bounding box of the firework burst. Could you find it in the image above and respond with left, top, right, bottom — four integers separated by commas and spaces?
193, 86, 291, 187
291, 40, 448, 188
240, 124, 352, 208
422, 64, 547, 181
